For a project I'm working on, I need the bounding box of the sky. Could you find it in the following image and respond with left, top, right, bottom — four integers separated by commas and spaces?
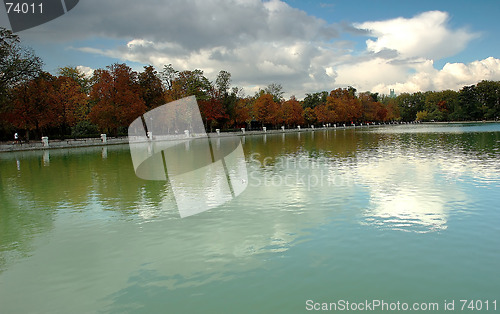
1, 0, 499, 99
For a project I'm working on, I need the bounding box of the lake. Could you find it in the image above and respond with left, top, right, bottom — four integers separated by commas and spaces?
1, 123, 499, 313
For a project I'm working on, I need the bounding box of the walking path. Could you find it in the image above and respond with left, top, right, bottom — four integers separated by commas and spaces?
0, 122, 414, 153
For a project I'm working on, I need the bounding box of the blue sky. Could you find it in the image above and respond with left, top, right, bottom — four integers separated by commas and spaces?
1, 0, 499, 98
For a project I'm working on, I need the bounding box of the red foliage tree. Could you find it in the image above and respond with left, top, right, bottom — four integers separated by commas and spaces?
234, 98, 253, 128
9, 72, 59, 139
198, 89, 228, 132
89, 63, 146, 134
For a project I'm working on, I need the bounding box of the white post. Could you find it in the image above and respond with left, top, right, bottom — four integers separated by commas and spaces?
241, 128, 245, 134
41, 136, 49, 147
101, 134, 107, 143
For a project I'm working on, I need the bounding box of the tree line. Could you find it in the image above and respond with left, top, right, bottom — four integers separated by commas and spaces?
1, 27, 499, 141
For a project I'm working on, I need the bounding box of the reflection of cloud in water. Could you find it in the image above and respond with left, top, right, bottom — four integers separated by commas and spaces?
0, 160, 332, 313
357, 157, 464, 232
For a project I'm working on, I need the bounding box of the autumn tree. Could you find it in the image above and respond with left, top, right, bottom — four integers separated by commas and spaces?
8, 72, 59, 139
280, 96, 304, 127
253, 93, 279, 127
198, 88, 228, 132
327, 88, 362, 123
89, 63, 146, 135
313, 105, 329, 125
303, 107, 317, 126
53, 75, 89, 135
234, 97, 253, 129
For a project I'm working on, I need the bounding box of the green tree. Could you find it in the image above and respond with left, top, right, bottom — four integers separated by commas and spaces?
416, 110, 429, 121
264, 83, 284, 103
138, 65, 165, 110
0, 27, 42, 139
476, 80, 500, 120
458, 85, 482, 120
159, 64, 178, 90
303, 91, 328, 109
57, 66, 90, 93
166, 69, 211, 101
0, 28, 42, 102
215, 70, 231, 96
396, 92, 425, 121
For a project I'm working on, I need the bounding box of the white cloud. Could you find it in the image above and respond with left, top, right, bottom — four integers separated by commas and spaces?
355, 11, 478, 60
28, 0, 497, 98
76, 65, 94, 78
369, 57, 500, 94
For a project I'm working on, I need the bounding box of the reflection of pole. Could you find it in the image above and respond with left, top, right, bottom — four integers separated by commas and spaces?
43, 150, 50, 166
208, 136, 235, 198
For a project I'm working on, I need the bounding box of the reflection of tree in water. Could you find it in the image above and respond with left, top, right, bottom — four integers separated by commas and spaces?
0, 155, 56, 273
0, 145, 175, 272
244, 129, 384, 167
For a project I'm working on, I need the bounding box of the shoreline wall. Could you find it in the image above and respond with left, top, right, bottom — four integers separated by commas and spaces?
1, 120, 497, 153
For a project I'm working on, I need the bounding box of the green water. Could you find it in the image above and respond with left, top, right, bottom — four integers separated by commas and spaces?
1, 123, 499, 313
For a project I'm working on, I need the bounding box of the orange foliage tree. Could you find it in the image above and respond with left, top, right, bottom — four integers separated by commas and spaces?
303, 107, 317, 126
327, 88, 362, 124
253, 93, 279, 127
234, 97, 253, 128
89, 63, 146, 134
280, 96, 304, 127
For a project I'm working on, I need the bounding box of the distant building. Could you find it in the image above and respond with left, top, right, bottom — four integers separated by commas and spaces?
389, 89, 395, 98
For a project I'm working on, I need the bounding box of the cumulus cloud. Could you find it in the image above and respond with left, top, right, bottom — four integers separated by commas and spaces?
333, 11, 498, 94
76, 65, 94, 78
25, 0, 498, 97
355, 11, 478, 60
369, 57, 500, 94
